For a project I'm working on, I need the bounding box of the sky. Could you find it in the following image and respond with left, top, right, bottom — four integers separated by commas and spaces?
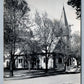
25, 0, 80, 34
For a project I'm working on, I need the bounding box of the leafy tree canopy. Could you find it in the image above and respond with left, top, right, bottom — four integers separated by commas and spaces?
67, 0, 81, 19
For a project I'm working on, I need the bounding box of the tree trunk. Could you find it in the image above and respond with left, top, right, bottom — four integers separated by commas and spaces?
37, 60, 39, 69
76, 58, 79, 68
10, 53, 14, 77
10, 61, 13, 77
53, 54, 56, 70
45, 48, 48, 73
64, 62, 67, 72
28, 61, 31, 71
45, 56, 48, 72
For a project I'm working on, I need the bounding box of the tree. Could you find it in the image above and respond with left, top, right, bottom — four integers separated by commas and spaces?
16, 12, 42, 70
34, 11, 65, 72
71, 32, 81, 66
35, 12, 53, 72
4, 0, 30, 52
67, 0, 81, 19
4, 0, 30, 76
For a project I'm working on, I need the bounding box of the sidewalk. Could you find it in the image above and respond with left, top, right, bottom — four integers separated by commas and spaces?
4, 70, 59, 80
4, 68, 80, 81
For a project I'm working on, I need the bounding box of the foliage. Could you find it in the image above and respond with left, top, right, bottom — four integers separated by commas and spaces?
4, 0, 30, 17
67, 0, 81, 19
4, 0, 30, 54
71, 32, 81, 57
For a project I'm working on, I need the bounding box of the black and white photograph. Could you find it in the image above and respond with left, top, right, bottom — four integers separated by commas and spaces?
4, 0, 81, 84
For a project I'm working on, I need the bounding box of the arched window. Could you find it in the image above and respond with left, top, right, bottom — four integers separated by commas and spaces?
6, 61, 9, 67
19, 59, 23, 63
58, 57, 62, 64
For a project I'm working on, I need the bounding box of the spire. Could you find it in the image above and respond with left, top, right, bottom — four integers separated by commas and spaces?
60, 6, 71, 54
60, 6, 69, 36
63, 6, 68, 27
60, 6, 68, 27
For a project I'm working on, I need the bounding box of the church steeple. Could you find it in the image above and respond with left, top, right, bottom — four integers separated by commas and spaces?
60, 6, 71, 54
63, 6, 68, 27
52, 6, 71, 53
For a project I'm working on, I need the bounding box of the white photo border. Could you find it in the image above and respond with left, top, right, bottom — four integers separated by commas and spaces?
0, 0, 3, 84
0, 0, 83, 84
81, 0, 84, 84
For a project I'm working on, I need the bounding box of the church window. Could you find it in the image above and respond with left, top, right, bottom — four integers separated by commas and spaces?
19, 59, 23, 63
58, 57, 62, 64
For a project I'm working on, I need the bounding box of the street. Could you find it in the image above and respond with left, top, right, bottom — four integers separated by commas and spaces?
4, 73, 80, 84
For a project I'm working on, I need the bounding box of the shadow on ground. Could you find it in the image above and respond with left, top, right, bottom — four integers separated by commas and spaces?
4, 69, 80, 81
